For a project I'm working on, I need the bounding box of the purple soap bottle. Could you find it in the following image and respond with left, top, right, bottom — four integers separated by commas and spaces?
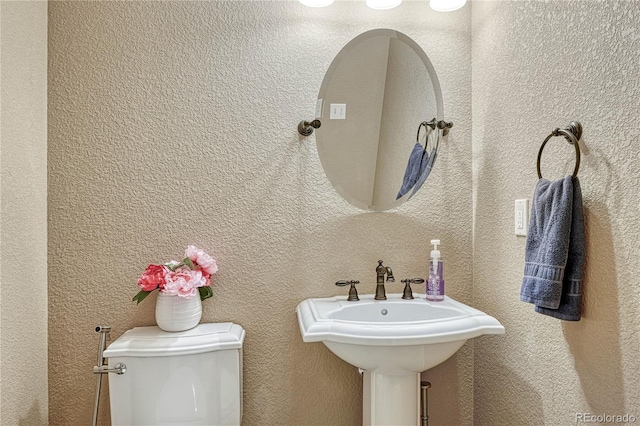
426, 239, 444, 301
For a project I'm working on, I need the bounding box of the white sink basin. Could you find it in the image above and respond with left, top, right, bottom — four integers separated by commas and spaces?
297, 293, 504, 373
296, 293, 504, 425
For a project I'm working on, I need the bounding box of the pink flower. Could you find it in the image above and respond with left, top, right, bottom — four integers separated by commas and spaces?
162, 269, 207, 298
185, 245, 218, 275
137, 264, 168, 291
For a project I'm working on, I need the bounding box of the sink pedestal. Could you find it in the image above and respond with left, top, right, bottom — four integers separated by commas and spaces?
363, 371, 420, 426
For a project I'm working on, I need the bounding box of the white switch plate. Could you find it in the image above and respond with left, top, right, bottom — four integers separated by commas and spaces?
515, 199, 528, 236
330, 103, 346, 120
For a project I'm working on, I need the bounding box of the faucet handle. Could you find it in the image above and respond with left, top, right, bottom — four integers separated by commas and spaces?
401, 278, 425, 300
336, 280, 360, 302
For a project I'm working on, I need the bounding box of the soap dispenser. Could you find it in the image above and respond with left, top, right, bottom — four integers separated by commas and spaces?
426, 239, 444, 301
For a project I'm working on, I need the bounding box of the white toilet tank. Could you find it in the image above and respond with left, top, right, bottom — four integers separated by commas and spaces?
103, 322, 245, 426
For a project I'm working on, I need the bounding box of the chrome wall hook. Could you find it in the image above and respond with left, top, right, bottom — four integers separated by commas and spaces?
559, 121, 582, 143
298, 119, 321, 136
438, 120, 453, 136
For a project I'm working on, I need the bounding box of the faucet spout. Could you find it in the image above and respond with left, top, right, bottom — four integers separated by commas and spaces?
385, 267, 395, 282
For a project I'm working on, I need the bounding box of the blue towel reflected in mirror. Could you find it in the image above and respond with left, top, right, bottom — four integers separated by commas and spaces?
396, 142, 428, 199
410, 145, 437, 198
396, 123, 440, 200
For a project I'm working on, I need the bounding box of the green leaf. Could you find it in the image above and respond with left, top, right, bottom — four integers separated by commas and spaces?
165, 262, 180, 271
182, 257, 195, 270
132, 290, 152, 305
199, 286, 213, 301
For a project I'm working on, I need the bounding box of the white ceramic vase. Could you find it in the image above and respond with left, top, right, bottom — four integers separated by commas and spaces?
155, 292, 202, 332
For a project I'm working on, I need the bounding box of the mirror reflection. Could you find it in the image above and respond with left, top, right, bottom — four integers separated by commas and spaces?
316, 29, 444, 211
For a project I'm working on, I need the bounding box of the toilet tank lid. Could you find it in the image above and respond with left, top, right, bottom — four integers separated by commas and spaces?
103, 323, 245, 358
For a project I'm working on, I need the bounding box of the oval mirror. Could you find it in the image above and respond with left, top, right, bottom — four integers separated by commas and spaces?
315, 29, 444, 211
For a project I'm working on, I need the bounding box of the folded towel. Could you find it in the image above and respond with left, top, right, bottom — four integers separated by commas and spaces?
396, 142, 428, 200
535, 177, 585, 321
520, 176, 574, 309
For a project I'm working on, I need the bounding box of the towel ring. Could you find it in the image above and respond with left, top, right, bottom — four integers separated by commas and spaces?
416, 121, 432, 145
537, 121, 582, 179
417, 120, 440, 153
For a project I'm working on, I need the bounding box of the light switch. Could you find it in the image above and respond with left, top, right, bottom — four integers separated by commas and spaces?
515, 199, 528, 236
330, 103, 346, 120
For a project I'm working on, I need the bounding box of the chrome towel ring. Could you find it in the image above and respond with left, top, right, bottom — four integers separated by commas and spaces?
537, 121, 582, 179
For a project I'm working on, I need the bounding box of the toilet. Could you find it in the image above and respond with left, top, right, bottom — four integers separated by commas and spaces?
103, 322, 245, 425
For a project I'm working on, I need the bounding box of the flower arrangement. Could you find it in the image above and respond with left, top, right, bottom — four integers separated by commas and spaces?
133, 245, 218, 304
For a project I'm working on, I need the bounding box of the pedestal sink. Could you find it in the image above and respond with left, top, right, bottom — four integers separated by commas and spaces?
296, 294, 505, 426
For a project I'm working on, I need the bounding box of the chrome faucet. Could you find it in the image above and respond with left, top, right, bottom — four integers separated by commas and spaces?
375, 260, 395, 300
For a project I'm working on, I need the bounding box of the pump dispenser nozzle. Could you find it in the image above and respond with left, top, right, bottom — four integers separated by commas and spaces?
430, 239, 441, 258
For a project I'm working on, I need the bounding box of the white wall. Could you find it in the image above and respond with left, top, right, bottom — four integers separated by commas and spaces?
472, 1, 640, 424
0, 1, 49, 424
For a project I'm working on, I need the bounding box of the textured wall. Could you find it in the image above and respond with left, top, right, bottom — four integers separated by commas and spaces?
48, 2, 472, 425
0, 1, 49, 425
472, 1, 640, 425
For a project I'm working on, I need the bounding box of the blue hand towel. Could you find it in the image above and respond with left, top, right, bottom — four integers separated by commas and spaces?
520, 176, 574, 309
396, 142, 428, 200
409, 145, 437, 199
535, 178, 585, 321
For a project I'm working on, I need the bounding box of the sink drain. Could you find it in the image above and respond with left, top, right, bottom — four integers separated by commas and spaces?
381, 309, 388, 315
